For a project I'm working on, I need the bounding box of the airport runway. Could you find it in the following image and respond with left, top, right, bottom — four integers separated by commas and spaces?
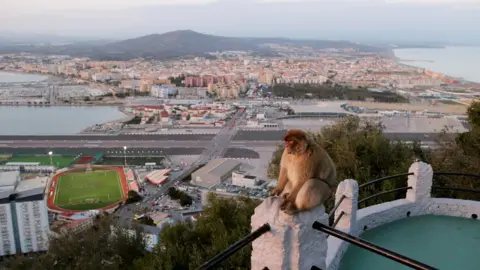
0, 140, 211, 148
0, 134, 216, 141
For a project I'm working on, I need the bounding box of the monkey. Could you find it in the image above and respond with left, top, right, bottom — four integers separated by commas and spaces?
270, 129, 338, 215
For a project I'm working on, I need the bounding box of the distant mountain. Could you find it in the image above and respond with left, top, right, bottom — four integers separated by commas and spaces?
0, 30, 386, 60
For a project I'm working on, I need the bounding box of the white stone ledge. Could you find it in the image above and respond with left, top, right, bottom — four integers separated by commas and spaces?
355, 199, 415, 236
326, 234, 349, 270
427, 198, 480, 218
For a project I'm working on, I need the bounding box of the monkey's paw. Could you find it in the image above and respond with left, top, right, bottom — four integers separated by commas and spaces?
280, 201, 298, 215
270, 188, 283, 197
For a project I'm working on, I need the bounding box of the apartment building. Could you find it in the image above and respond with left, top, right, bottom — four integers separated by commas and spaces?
0, 172, 49, 256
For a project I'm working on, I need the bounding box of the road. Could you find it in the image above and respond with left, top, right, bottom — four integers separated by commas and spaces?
145, 109, 246, 203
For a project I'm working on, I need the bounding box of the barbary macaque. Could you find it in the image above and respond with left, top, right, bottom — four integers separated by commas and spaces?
271, 129, 338, 215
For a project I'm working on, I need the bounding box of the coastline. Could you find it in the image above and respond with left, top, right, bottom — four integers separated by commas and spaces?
392, 48, 479, 85
0, 70, 50, 82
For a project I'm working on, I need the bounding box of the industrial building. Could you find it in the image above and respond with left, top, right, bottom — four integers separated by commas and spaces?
232, 171, 259, 188
0, 171, 50, 256
191, 159, 242, 188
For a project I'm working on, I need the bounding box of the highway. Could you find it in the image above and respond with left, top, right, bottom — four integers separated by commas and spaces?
145, 109, 246, 203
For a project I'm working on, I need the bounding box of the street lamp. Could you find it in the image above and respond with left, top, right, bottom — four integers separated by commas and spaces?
123, 146, 127, 167
48, 151, 53, 166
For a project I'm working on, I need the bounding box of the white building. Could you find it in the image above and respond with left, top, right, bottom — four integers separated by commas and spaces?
232, 171, 259, 188
0, 172, 49, 256
151, 85, 178, 98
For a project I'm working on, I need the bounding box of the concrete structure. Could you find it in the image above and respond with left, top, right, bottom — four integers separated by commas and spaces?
251, 197, 329, 270
191, 159, 242, 188
0, 172, 49, 256
250, 162, 480, 270
232, 171, 259, 188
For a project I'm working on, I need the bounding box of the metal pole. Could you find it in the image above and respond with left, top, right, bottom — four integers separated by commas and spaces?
196, 223, 271, 270
312, 221, 438, 270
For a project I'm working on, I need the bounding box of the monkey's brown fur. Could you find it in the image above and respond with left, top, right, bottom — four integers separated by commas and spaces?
271, 129, 338, 215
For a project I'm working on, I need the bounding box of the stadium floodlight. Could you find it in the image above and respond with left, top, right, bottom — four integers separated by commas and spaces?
48, 151, 53, 166
123, 146, 127, 167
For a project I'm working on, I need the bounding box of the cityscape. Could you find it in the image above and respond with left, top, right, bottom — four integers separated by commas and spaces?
0, 1, 480, 269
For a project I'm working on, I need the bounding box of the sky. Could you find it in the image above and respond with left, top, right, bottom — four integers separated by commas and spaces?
1, 0, 479, 43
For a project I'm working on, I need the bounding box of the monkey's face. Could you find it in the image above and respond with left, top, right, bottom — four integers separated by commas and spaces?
285, 138, 306, 155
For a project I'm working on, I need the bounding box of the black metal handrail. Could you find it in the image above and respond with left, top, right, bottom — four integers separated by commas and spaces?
332, 211, 345, 228
196, 223, 271, 270
312, 221, 439, 270
433, 172, 480, 178
328, 195, 346, 218
359, 172, 413, 189
432, 186, 480, 193
358, 186, 412, 204
431, 172, 480, 195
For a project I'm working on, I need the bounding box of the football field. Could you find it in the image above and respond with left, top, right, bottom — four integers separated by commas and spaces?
54, 169, 125, 211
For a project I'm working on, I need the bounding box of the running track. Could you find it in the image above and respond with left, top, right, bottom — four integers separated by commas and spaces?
47, 165, 129, 213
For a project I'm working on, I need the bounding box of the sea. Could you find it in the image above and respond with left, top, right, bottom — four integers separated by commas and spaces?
0, 71, 48, 83
0, 72, 126, 135
393, 46, 480, 83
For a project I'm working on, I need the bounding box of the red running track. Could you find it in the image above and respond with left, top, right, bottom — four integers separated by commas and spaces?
47, 165, 129, 213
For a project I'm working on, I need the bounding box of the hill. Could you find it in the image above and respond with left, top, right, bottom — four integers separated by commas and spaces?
0, 30, 386, 60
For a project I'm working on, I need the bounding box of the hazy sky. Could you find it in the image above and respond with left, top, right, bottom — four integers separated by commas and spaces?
1, 0, 479, 43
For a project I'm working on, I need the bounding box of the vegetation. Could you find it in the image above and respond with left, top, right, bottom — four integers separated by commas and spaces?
54, 170, 125, 210
267, 103, 480, 205
134, 194, 260, 270
124, 116, 142, 125
4, 215, 149, 270
5, 102, 480, 270
168, 187, 193, 207
126, 190, 143, 205
271, 83, 408, 102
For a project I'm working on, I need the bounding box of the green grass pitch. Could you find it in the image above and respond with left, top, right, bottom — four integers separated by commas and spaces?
7, 156, 74, 168
54, 170, 124, 211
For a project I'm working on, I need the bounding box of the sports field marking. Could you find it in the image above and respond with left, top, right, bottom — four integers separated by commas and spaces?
53, 169, 125, 211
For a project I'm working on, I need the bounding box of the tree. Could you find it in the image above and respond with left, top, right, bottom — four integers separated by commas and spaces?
126, 190, 143, 204
138, 216, 156, 226
5, 216, 148, 270
467, 101, 480, 128
186, 114, 191, 121
134, 194, 260, 270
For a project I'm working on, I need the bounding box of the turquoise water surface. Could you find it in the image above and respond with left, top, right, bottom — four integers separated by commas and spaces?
339, 215, 480, 270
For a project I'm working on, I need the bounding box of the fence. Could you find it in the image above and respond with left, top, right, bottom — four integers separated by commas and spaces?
196, 161, 480, 270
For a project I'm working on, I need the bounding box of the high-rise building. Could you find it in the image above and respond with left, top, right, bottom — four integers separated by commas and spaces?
0, 172, 49, 256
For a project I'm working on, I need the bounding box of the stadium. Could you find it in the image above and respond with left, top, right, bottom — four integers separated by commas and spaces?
47, 165, 128, 212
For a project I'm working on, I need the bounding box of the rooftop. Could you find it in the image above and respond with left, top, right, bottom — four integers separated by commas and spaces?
0, 173, 47, 202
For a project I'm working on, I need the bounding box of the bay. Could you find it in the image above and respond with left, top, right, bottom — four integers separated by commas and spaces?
394, 46, 480, 83
0, 106, 126, 135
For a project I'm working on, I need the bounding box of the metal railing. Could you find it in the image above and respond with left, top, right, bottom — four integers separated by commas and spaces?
358, 172, 413, 189
431, 172, 480, 194
358, 173, 413, 206
358, 186, 412, 204
312, 221, 439, 270
196, 223, 271, 270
